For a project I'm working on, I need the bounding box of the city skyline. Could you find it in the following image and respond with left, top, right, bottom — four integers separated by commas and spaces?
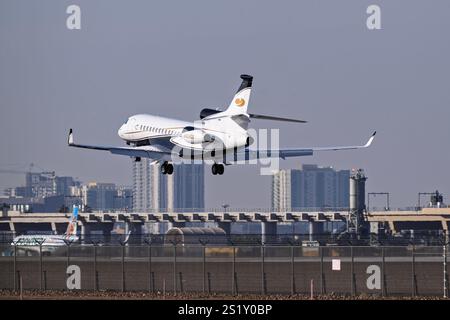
1, 1, 450, 209
2, 162, 445, 211
0, 170, 133, 213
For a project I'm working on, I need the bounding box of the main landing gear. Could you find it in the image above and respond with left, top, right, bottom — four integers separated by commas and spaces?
211, 163, 224, 175
161, 161, 173, 175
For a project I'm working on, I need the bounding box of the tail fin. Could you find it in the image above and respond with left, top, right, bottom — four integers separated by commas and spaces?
224, 74, 253, 115
124, 230, 132, 243
65, 205, 79, 236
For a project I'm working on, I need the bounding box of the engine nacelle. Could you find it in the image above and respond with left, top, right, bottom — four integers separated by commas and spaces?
223, 134, 248, 149
182, 129, 215, 144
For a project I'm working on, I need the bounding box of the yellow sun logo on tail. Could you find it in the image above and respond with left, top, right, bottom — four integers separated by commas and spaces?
235, 98, 245, 107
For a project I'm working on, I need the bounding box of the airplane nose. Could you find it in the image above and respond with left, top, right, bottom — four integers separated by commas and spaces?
118, 124, 126, 138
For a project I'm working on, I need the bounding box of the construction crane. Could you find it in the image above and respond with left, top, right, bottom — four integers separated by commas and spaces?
0, 163, 55, 194
0, 163, 52, 175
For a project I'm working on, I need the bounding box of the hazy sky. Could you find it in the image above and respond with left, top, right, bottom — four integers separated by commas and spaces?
1, 0, 449, 209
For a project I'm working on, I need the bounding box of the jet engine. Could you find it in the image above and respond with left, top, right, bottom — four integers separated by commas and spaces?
181, 126, 215, 144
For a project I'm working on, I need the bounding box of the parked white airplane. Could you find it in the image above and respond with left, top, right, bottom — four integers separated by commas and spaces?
12, 206, 79, 254
68, 74, 376, 175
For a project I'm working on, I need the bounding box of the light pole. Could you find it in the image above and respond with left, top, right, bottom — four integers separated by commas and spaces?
367, 192, 390, 212
417, 192, 436, 210
222, 204, 230, 214
444, 229, 448, 298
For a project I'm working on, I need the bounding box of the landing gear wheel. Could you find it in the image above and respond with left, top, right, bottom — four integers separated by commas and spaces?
161, 161, 168, 174
161, 162, 174, 175
212, 163, 224, 175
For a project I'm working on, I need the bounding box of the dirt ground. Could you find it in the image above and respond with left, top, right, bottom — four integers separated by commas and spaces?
0, 289, 447, 300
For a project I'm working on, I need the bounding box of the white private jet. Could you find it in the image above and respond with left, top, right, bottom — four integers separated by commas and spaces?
68, 74, 376, 175
11, 206, 79, 255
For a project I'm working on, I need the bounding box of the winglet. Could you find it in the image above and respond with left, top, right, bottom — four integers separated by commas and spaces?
236, 74, 253, 93
68, 129, 74, 145
363, 131, 376, 148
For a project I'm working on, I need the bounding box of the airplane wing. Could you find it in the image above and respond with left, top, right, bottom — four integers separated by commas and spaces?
311, 131, 376, 152
67, 129, 171, 160
234, 131, 376, 161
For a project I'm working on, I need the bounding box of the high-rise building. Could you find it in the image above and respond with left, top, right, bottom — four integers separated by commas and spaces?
114, 186, 133, 211
272, 164, 350, 210
171, 163, 205, 212
25, 171, 56, 198
132, 159, 205, 212
56, 176, 80, 197
82, 182, 116, 211
20, 172, 80, 199
132, 159, 166, 212
271, 170, 291, 211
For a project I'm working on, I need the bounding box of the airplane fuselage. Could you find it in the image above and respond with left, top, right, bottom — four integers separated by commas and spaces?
118, 113, 251, 153
118, 114, 189, 142
12, 235, 79, 254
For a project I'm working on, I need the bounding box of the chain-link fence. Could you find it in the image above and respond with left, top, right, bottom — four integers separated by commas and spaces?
0, 243, 448, 297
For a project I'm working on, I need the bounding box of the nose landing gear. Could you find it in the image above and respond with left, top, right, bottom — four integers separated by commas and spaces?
161, 161, 174, 175
211, 163, 224, 175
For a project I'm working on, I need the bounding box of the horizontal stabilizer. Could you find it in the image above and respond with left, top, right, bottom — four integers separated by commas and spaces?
249, 113, 307, 123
